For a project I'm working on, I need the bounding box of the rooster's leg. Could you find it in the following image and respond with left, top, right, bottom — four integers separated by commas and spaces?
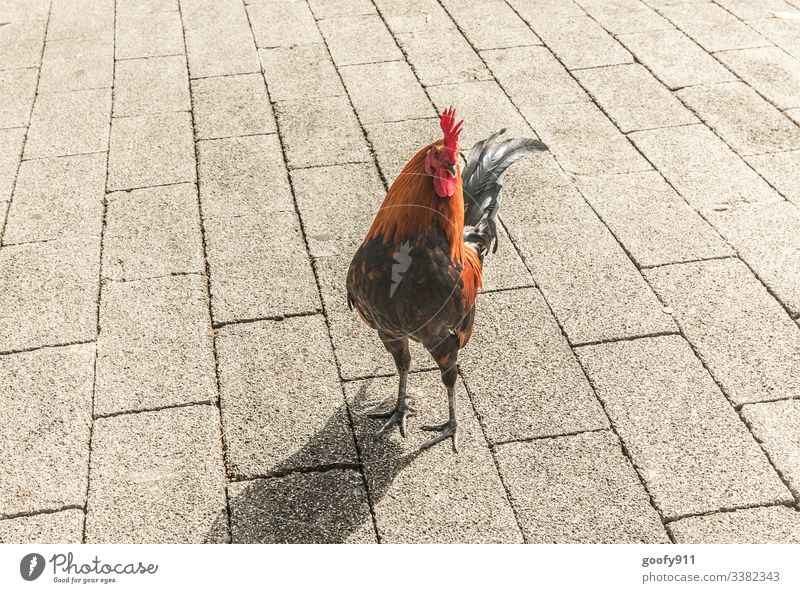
367, 334, 415, 438
420, 346, 459, 452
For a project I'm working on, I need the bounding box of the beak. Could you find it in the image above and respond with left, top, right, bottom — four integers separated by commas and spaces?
445, 163, 457, 177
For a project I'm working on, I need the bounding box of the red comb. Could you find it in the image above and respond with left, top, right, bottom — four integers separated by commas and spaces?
440, 106, 463, 160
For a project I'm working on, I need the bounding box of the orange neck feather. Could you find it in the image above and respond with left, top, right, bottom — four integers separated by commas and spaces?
365, 145, 465, 263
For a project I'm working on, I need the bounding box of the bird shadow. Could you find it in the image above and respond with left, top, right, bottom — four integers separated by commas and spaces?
207, 383, 423, 544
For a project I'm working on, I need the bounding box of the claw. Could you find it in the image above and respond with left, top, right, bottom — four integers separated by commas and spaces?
420, 421, 458, 452
368, 406, 415, 438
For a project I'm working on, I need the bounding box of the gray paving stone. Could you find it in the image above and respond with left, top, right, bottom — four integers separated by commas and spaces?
113, 55, 191, 117
574, 63, 697, 133
659, 1, 767, 52
373, 0, 455, 34
116, 11, 184, 59
0, 345, 93, 517
575, 171, 732, 267
532, 101, 652, 175
577, 336, 791, 519
482, 46, 589, 111
0, 69, 37, 129
495, 431, 668, 543
619, 29, 737, 90
479, 222, 534, 292
85, 405, 227, 543
309, 0, 376, 19
191, 73, 275, 139
677, 82, 800, 155
228, 470, 376, 543
95, 275, 216, 415
645, 258, 800, 405
669, 507, 800, 543
340, 61, 434, 125
204, 213, 320, 324
0, 237, 99, 352
366, 118, 438, 182
500, 153, 674, 344
427, 80, 534, 149
716, 46, 800, 110
217, 316, 356, 479
290, 163, 384, 259
460, 288, 607, 444
440, 0, 541, 50
708, 202, 800, 317
714, 0, 796, 21
629, 124, 781, 211
247, 0, 322, 48
274, 95, 370, 169
0, 510, 84, 544
743, 400, 800, 499
506, 0, 585, 22
318, 14, 402, 66
346, 371, 523, 543
39, 37, 114, 93
0, 20, 46, 69
396, 28, 491, 86
118, 0, 178, 13
48, 0, 114, 41
746, 150, 800, 206
529, 15, 633, 70
574, 0, 670, 35
748, 17, 800, 59
197, 134, 293, 221
260, 44, 345, 102
3, 153, 107, 245
103, 183, 204, 281
0, 128, 25, 213
108, 111, 195, 191
1, 0, 50, 21
183, 5, 260, 78
25, 88, 111, 159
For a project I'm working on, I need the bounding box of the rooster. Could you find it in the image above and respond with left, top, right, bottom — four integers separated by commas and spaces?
346, 108, 547, 451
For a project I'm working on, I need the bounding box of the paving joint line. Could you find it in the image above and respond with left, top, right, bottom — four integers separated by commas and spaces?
491, 427, 611, 449
639, 255, 738, 270
0, 505, 84, 522
227, 462, 364, 484
0, 5, 51, 246
212, 309, 323, 329
0, 339, 96, 358
105, 179, 196, 194
94, 400, 218, 421
243, 0, 382, 543
572, 330, 681, 349
664, 500, 798, 526
83, 0, 116, 544
177, 0, 233, 544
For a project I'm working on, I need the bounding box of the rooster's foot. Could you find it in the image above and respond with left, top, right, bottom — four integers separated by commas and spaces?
368, 405, 416, 438
420, 421, 458, 453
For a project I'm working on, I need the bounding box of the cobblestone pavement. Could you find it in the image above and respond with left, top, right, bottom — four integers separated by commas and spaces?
1, 0, 800, 544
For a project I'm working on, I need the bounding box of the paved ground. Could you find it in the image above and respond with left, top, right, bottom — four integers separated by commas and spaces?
1, 0, 800, 544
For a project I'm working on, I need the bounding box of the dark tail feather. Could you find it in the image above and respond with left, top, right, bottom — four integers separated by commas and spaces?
462, 130, 547, 255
